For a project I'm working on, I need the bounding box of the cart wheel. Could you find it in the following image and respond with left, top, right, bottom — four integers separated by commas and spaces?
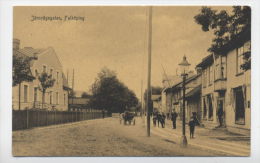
133, 119, 135, 125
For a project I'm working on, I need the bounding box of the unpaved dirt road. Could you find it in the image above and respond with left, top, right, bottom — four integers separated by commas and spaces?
13, 117, 227, 156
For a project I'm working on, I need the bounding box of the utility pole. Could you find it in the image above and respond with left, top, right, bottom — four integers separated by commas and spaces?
140, 79, 143, 117
146, 6, 153, 137
72, 69, 75, 109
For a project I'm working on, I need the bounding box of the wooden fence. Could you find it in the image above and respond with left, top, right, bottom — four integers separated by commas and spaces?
13, 110, 111, 131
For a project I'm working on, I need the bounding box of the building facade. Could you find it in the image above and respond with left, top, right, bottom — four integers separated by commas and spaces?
196, 40, 251, 133
163, 73, 201, 121
12, 39, 70, 111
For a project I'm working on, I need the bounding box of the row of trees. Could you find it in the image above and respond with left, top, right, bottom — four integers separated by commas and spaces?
194, 6, 251, 70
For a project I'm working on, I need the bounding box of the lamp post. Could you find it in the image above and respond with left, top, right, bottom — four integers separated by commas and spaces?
178, 55, 190, 147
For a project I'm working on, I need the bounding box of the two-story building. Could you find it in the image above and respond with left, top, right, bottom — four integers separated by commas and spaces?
163, 72, 201, 121
12, 39, 70, 111
196, 39, 251, 134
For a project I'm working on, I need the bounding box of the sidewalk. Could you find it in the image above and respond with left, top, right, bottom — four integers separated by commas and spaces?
141, 116, 250, 156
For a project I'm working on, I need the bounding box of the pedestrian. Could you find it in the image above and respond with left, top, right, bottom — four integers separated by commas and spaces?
171, 110, 178, 129
188, 117, 196, 139
191, 112, 200, 126
152, 112, 157, 127
217, 107, 224, 127
161, 112, 166, 128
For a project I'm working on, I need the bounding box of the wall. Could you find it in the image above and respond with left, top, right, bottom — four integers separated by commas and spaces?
13, 48, 69, 111
225, 47, 251, 130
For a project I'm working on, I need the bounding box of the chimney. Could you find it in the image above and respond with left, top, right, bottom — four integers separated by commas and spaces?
13, 39, 20, 50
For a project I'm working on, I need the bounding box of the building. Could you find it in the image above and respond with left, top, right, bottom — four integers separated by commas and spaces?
164, 73, 201, 121
161, 74, 182, 115
151, 95, 161, 113
69, 97, 90, 111
12, 39, 70, 111
196, 39, 251, 133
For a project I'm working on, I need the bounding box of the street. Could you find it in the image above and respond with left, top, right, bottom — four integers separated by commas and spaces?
12, 117, 250, 156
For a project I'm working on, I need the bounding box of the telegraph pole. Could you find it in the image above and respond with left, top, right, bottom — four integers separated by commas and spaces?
146, 6, 153, 137
72, 69, 75, 107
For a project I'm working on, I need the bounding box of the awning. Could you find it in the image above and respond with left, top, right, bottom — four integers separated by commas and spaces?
179, 85, 201, 100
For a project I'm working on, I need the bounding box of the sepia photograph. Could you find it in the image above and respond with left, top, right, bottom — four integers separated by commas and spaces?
12, 6, 251, 157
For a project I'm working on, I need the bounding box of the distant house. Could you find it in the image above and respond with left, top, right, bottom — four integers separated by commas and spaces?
151, 95, 161, 113
163, 73, 201, 121
68, 97, 90, 111
162, 72, 198, 115
12, 39, 70, 111
196, 38, 251, 133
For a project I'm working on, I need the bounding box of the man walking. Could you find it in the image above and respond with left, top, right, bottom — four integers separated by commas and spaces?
217, 107, 224, 127
171, 110, 178, 129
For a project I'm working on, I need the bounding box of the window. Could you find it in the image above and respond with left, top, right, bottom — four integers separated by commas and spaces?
56, 92, 59, 104
24, 85, 28, 103
33, 87, 38, 102
237, 46, 244, 74
202, 69, 207, 87
207, 94, 213, 120
203, 97, 207, 119
209, 66, 213, 85
56, 72, 59, 84
215, 56, 226, 80
43, 65, 47, 73
64, 94, 66, 105
50, 92, 53, 104
234, 87, 245, 124
50, 69, 53, 78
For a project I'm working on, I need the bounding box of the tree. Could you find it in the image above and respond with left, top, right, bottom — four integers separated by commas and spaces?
38, 72, 55, 109
81, 92, 91, 98
13, 53, 35, 110
89, 67, 139, 113
194, 6, 251, 70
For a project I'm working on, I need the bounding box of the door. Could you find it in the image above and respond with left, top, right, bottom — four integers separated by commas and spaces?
217, 98, 225, 126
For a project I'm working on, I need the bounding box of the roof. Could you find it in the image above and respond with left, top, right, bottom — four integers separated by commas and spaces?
178, 85, 201, 100
18, 47, 45, 58
69, 97, 89, 105
185, 85, 201, 99
196, 54, 214, 69
164, 73, 201, 93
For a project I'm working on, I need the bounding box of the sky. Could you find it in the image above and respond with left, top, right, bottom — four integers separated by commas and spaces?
13, 6, 233, 100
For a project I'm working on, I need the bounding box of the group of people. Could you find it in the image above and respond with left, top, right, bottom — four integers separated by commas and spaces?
152, 110, 201, 139
152, 112, 166, 128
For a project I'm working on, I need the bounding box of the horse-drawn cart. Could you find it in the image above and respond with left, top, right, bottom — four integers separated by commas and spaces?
120, 111, 135, 125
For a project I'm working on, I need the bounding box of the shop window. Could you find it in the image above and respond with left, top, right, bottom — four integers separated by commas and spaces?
234, 87, 245, 124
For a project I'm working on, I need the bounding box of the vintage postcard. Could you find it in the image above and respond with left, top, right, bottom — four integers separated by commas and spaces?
12, 6, 251, 156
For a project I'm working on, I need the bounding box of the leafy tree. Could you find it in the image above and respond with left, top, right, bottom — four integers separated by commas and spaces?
89, 67, 139, 113
194, 6, 251, 70
38, 72, 55, 109
13, 53, 35, 110
81, 92, 91, 98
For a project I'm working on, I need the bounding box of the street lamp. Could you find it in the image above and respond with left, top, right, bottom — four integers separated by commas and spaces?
178, 55, 190, 147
